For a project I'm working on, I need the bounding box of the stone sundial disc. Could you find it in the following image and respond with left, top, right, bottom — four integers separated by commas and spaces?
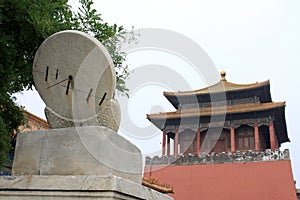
33, 30, 116, 121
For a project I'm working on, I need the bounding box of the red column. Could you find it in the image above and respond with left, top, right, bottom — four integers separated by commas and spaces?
230, 125, 236, 153
275, 134, 279, 149
254, 123, 260, 151
269, 120, 276, 151
162, 130, 166, 156
196, 128, 201, 154
167, 135, 170, 156
174, 129, 179, 157
225, 132, 229, 152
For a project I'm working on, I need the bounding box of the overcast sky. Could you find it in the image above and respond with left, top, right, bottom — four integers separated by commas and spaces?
15, 0, 300, 187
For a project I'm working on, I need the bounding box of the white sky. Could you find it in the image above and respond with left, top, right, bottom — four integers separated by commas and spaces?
15, 0, 300, 187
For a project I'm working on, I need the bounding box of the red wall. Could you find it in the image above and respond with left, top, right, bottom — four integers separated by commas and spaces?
144, 160, 297, 200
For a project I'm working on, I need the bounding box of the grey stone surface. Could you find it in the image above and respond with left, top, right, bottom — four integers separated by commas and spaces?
12, 126, 142, 184
0, 175, 173, 200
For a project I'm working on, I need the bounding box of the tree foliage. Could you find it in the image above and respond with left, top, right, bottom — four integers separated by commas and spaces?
0, 0, 129, 166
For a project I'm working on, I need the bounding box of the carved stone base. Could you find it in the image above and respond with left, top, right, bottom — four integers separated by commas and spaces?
97, 98, 121, 132
45, 98, 120, 132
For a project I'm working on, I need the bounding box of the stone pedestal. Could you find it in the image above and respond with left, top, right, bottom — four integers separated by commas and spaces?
12, 126, 142, 183
5, 125, 174, 199
0, 175, 173, 200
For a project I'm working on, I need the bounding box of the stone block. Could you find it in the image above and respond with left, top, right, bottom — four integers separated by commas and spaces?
12, 126, 142, 184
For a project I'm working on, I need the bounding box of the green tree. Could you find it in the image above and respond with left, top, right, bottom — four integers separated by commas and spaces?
0, 0, 129, 166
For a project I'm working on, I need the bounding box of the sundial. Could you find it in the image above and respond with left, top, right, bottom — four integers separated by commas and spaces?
0, 30, 173, 200
11, 30, 142, 181
33, 30, 118, 128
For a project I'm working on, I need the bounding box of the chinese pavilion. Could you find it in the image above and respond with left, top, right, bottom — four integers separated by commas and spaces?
147, 71, 288, 156
144, 71, 297, 200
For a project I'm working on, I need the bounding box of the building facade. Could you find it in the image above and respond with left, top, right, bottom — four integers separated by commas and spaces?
145, 71, 297, 200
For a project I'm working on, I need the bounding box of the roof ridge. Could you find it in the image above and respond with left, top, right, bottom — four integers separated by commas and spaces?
163, 80, 270, 96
